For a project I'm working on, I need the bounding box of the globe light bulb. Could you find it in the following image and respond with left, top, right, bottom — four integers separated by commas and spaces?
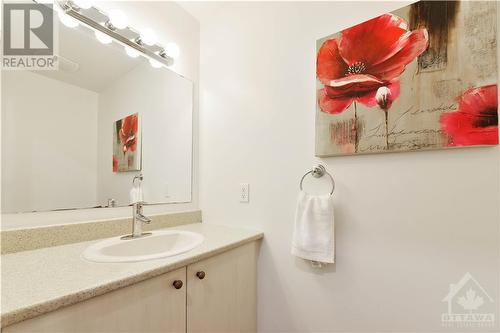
140, 29, 157, 46
58, 11, 79, 28
95, 31, 112, 44
72, 0, 92, 9
108, 10, 128, 30
125, 46, 140, 58
149, 58, 162, 68
164, 42, 180, 59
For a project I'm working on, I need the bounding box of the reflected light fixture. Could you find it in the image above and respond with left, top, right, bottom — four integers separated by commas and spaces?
125, 46, 140, 58
58, 11, 79, 28
149, 58, 162, 68
95, 31, 112, 44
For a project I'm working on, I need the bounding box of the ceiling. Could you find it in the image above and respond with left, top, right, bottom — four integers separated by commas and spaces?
177, 1, 226, 22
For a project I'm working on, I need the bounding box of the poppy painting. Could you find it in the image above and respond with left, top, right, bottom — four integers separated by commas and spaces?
113, 113, 142, 172
316, 1, 498, 156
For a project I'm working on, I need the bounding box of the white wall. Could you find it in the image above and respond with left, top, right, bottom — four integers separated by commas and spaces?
97, 62, 193, 207
198, 2, 500, 332
1, 1, 200, 228
1, 71, 98, 213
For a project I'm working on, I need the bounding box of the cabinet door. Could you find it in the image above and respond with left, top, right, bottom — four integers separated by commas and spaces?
187, 241, 258, 333
4, 267, 187, 333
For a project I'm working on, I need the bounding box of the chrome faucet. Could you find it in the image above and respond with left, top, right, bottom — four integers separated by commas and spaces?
121, 202, 152, 240
132, 202, 152, 236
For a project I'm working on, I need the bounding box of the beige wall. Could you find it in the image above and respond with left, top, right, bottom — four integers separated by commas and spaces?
198, 2, 500, 331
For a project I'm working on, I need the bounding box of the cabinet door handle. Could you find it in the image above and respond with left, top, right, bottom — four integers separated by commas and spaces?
173, 280, 183, 289
196, 271, 206, 280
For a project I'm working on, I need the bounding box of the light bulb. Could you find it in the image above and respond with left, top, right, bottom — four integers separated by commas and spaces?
164, 42, 180, 59
58, 11, 79, 28
53, 3, 63, 13
125, 46, 140, 58
108, 10, 128, 30
95, 31, 112, 44
72, 0, 92, 9
140, 29, 157, 46
149, 58, 162, 68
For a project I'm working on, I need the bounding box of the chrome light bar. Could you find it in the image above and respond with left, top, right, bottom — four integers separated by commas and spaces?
56, 1, 174, 67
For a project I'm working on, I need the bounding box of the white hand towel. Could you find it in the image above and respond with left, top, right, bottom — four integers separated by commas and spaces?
129, 186, 144, 204
291, 191, 335, 264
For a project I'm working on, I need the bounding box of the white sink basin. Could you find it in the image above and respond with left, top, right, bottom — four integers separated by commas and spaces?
82, 230, 204, 263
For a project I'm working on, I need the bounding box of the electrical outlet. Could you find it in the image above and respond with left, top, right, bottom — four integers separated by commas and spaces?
240, 183, 249, 203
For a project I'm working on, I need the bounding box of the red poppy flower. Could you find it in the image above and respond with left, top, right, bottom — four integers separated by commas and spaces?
317, 13, 428, 114
440, 84, 498, 146
112, 155, 119, 172
119, 114, 138, 153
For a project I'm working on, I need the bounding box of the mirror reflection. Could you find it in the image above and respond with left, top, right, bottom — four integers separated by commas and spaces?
1, 18, 193, 213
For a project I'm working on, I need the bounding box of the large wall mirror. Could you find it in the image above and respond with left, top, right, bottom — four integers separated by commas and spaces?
1, 11, 193, 214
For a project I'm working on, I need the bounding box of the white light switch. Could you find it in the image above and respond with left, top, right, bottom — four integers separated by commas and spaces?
240, 183, 249, 203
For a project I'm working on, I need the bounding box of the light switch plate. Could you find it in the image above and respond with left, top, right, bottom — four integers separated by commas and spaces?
240, 183, 249, 203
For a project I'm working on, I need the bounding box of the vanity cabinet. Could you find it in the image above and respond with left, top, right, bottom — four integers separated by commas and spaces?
3, 268, 187, 333
3, 241, 258, 333
187, 241, 258, 332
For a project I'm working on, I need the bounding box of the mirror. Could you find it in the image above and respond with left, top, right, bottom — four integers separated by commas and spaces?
1, 17, 193, 213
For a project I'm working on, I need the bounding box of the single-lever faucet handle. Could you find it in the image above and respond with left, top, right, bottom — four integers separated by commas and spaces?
136, 202, 152, 223
122, 201, 152, 240
137, 213, 152, 224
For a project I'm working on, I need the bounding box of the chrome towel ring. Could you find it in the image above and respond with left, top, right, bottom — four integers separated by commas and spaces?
299, 165, 335, 195
132, 173, 144, 187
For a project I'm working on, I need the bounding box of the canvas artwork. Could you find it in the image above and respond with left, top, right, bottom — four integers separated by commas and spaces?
315, 1, 499, 156
113, 113, 141, 172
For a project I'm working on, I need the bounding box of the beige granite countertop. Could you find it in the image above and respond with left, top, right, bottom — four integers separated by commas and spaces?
1, 223, 263, 328
1, 210, 202, 254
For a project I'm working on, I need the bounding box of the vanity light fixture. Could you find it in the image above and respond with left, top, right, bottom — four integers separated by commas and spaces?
107, 9, 128, 30
139, 29, 157, 46
164, 42, 180, 59
51, 0, 175, 68
71, 0, 91, 10
158, 49, 168, 59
